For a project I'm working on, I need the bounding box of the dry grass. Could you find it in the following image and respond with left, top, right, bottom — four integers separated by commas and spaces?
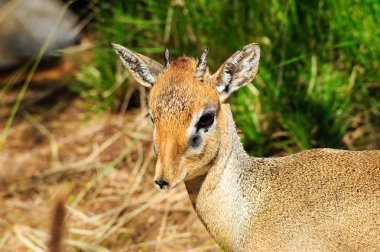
0, 93, 219, 251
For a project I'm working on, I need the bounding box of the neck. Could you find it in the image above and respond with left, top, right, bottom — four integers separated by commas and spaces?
184, 103, 245, 200
184, 103, 251, 249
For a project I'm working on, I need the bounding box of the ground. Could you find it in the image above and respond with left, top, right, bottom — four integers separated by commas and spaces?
0, 62, 219, 251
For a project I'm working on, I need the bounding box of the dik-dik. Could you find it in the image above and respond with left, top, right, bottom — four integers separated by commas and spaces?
113, 42, 380, 251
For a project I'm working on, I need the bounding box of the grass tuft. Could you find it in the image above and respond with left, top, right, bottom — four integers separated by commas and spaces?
75, 0, 380, 154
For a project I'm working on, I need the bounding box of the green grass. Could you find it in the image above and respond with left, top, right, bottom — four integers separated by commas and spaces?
76, 0, 380, 155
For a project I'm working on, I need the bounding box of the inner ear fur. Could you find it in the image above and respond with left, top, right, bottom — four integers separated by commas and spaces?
112, 43, 163, 88
212, 43, 260, 102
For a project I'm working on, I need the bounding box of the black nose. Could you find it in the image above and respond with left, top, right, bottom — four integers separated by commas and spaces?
155, 179, 169, 189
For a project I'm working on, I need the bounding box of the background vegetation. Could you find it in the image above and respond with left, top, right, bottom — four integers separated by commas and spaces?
77, 0, 380, 156
1, 0, 379, 251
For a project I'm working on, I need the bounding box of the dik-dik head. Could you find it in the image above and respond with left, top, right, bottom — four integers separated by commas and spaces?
113, 43, 260, 189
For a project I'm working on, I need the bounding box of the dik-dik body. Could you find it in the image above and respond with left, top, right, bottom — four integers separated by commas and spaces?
113, 42, 380, 251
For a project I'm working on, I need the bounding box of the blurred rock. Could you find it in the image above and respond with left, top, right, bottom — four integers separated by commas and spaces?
0, 0, 79, 69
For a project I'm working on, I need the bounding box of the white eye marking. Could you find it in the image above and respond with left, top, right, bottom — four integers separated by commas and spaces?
146, 111, 154, 123
153, 126, 159, 154
187, 106, 217, 150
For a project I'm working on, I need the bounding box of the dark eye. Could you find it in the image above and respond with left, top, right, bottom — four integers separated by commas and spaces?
197, 113, 214, 128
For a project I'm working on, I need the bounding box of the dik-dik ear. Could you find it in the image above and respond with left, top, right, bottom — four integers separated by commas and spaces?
212, 43, 260, 102
112, 43, 164, 88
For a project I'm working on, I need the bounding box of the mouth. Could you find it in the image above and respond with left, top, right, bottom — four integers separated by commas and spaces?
155, 184, 169, 190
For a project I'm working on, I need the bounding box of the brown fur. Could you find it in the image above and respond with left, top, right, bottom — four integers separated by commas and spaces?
184, 103, 380, 251
246, 149, 380, 251
150, 56, 220, 186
